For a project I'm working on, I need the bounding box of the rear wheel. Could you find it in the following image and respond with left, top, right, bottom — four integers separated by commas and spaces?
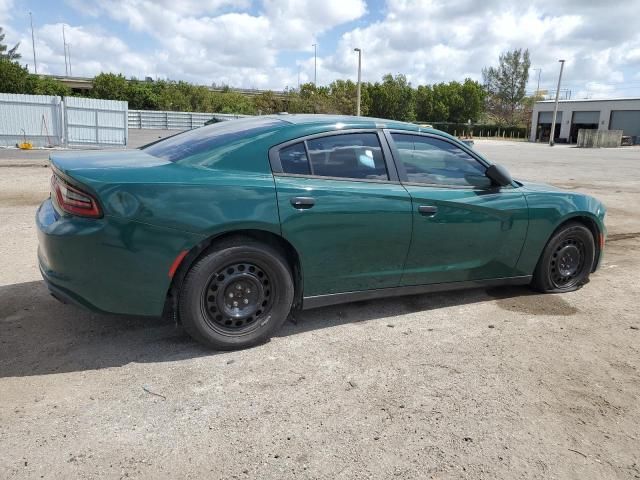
532, 222, 595, 293
179, 239, 294, 350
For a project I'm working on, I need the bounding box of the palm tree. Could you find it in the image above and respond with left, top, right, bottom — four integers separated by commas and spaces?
0, 27, 21, 60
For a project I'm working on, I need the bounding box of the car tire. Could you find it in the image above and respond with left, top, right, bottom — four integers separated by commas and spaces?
531, 222, 595, 293
179, 238, 294, 350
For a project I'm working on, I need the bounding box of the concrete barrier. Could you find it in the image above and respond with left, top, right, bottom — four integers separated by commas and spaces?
576, 129, 622, 148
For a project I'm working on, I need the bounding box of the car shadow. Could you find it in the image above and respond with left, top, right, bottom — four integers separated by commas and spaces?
277, 284, 540, 337
0, 280, 214, 379
0, 280, 541, 378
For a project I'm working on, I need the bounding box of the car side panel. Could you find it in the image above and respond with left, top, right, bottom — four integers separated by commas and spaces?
274, 176, 413, 296
67, 166, 281, 237
400, 186, 530, 284
37, 198, 204, 316
515, 190, 606, 275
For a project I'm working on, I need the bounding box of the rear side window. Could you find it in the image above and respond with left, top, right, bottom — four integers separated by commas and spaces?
279, 142, 310, 175
390, 133, 488, 187
279, 133, 388, 180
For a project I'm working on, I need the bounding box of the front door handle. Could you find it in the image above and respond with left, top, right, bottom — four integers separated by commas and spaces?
290, 196, 315, 209
418, 205, 438, 216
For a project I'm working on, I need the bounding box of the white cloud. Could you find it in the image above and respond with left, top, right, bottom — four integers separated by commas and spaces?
319, 0, 640, 99
7, 0, 640, 97
0, 0, 13, 23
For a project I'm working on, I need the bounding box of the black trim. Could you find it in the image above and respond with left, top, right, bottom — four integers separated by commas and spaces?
272, 172, 396, 185
301, 275, 532, 310
41, 267, 107, 313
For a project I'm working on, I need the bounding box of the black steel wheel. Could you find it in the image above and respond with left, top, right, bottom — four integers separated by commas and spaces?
532, 222, 595, 293
203, 262, 273, 335
179, 238, 294, 350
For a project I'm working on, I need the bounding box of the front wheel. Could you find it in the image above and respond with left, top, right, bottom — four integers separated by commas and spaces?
532, 222, 595, 293
179, 239, 294, 350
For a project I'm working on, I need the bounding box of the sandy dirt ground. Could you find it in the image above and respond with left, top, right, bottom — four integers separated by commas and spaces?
0, 135, 639, 479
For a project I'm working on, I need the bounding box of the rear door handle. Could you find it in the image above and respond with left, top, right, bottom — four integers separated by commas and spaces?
418, 205, 438, 216
290, 196, 315, 209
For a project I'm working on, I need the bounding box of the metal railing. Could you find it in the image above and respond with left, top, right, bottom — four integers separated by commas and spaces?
128, 110, 250, 130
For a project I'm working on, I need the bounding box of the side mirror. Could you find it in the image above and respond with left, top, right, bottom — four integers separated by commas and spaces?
486, 163, 513, 187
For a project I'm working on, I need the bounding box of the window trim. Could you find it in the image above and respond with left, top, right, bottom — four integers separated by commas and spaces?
268, 129, 399, 183
383, 129, 503, 190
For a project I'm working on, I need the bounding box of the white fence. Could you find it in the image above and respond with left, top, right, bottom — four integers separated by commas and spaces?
128, 110, 249, 130
65, 97, 128, 146
0, 94, 64, 148
0, 93, 128, 148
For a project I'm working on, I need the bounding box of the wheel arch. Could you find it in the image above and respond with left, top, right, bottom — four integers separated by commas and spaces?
163, 229, 303, 322
548, 213, 603, 272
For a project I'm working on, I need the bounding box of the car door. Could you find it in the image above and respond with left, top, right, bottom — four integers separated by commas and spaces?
269, 130, 412, 297
385, 131, 529, 286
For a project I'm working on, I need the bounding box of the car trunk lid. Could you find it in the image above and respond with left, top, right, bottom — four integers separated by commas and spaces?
50, 149, 171, 177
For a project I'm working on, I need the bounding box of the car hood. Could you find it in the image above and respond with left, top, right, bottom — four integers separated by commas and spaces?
517, 180, 563, 193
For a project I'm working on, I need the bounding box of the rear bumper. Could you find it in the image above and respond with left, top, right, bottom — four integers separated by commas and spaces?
36, 198, 202, 316
41, 265, 107, 312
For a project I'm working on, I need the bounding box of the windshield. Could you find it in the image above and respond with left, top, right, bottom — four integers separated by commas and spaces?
142, 117, 285, 163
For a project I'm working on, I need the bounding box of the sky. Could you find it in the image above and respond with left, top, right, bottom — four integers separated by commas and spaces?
2, 0, 640, 98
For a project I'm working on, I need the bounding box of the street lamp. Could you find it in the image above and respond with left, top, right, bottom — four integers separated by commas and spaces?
354, 48, 362, 116
29, 12, 38, 74
312, 43, 317, 86
549, 59, 565, 147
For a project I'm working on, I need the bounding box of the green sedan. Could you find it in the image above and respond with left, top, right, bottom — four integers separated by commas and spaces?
37, 115, 606, 350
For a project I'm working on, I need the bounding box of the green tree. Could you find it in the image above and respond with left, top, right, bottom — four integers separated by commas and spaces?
458, 78, 485, 123
30, 75, 71, 96
482, 48, 531, 125
91, 73, 129, 100
254, 90, 282, 114
126, 80, 159, 110
0, 27, 20, 60
0, 58, 30, 92
368, 74, 415, 121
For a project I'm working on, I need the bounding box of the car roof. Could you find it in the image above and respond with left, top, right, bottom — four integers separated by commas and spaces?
262, 113, 429, 133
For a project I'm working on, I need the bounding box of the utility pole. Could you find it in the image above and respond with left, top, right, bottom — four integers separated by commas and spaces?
62, 24, 68, 76
533, 67, 541, 95
549, 59, 565, 147
67, 43, 72, 76
29, 12, 38, 74
297, 65, 300, 90
354, 48, 362, 116
312, 43, 317, 86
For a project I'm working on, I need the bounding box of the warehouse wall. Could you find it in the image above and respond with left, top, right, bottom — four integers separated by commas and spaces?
530, 98, 640, 142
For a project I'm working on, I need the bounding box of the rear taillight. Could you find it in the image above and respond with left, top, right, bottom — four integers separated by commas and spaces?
51, 173, 102, 218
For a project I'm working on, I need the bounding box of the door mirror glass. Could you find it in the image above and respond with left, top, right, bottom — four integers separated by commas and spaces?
486, 163, 513, 187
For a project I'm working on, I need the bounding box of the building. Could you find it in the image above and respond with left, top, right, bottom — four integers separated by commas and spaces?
530, 98, 640, 144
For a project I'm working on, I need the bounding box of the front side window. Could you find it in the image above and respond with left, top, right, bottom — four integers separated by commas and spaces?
280, 133, 388, 180
390, 133, 489, 187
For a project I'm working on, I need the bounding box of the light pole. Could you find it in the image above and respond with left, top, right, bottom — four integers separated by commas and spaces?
62, 24, 68, 76
354, 48, 361, 116
29, 12, 38, 74
533, 67, 541, 95
312, 43, 317, 86
549, 59, 565, 147
67, 43, 72, 76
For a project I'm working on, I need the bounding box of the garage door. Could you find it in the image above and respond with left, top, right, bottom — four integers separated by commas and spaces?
537, 111, 562, 124
572, 111, 600, 124
610, 110, 640, 137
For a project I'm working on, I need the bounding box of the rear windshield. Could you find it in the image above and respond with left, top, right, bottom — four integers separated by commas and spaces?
142, 117, 285, 163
